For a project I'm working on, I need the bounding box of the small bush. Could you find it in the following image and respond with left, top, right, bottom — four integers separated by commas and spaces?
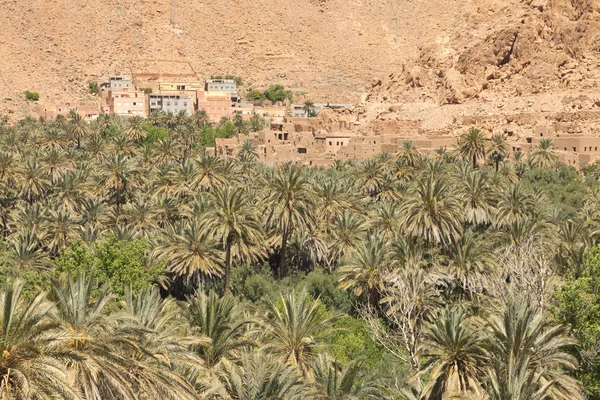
140, 87, 153, 94
88, 81, 99, 95
25, 91, 40, 101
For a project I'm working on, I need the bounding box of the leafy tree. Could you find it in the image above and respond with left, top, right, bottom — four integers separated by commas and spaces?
54, 238, 163, 296
555, 245, 600, 398
264, 84, 293, 103
88, 80, 99, 95
25, 90, 40, 101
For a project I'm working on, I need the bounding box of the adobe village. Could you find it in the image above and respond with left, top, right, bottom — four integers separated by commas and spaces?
31, 69, 600, 167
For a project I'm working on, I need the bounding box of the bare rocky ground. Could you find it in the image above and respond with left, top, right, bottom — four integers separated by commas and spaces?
0, 0, 465, 119
360, 0, 600, 141
1, 0, 598, 139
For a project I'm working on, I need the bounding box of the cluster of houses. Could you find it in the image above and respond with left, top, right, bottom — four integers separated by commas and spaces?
215, 116, 600, 167
32, 74, 600, 168
35, 75, 351, 125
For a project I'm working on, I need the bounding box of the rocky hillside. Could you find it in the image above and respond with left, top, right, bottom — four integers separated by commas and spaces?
360, 0, 600, 139
0, 0, 471, 118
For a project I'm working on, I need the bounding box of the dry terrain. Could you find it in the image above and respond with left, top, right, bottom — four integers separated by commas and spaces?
0, 0, 469, 118
1, 0, 599, 138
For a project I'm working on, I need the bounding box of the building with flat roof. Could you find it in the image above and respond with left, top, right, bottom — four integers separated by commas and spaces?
205, 79, 238, 101
35, 102, 101, 120
149, 93, 194, 115
197, 91, 233, 122
107, 90, 147, 117
159, 81, 204, 92
109, 76, 133, 91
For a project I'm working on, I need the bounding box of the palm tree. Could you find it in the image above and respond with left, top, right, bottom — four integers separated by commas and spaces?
312, 354, 385, 399
459, 170, 495, 226
483, 300, 582, 400
153, 220, 223, 280
68, 110, 89, 148
529, 138, 559, 169
184, 289, 252, 368
314, 177, 355, 231
42, 204, 80, 256
17, 155, 51, 203
0, 279, 80, 400
304, 101, 316, 117
443, 230, 499, 297
494, 183, 537, 227
9, 228, 50, 270
233, 113, 248, 135
237, 139, 259, 162
193, 152, 230, 191
457, 128, 487, 168
265, 164, 316, 278
421, 306, 484, 399
329, 211, 368, 264
262, 290, 338, 376
208, 350, 310, 399
338, 233, 391, 305
202, 185, 265, 294
357, 159, 385, 197
99, 153, 140, 210
192, 110, 210, 129
49, 273, 139, 400
249, 114, 266, 132
124, 116, 147, 143
121, 287, 204, 400
488, 134, 508, 172
398, 141, 421, 167
399, 172, 463, 245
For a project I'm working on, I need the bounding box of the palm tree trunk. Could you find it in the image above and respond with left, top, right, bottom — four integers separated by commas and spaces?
495, 158, 499, 172
472, 153, 477, 169
279, 227, 289, 280
224, 234, 233, 295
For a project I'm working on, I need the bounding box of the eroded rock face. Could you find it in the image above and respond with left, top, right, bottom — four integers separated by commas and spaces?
357, 0, 600, 141
368, 0, 600, 106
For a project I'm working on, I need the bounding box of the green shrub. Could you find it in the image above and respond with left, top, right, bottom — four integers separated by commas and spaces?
54, 239, 164, 297
323, 315, 385, 367
263, 84, 293, 103
25, 91, 40, 101
246, 89, 264, 101
88, 81, 99, 95
144, 124, 169, 144
303, 269, 353, 313
231, 263, 278, 303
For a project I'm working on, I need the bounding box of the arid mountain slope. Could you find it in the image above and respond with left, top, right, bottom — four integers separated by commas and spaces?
0, 0, 471, 118
361, 0, 600, 139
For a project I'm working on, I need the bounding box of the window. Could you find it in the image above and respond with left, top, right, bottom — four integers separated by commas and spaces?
585, 147, 588, 151
596, 147, 598, 151
573, 147, 577, 152
297, 148, 307, 154
183, 102, 187, 107
329, 141, 332, 146
177, 85, 185, 90
564, 147, 567, 151
526, 138, 532, 143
